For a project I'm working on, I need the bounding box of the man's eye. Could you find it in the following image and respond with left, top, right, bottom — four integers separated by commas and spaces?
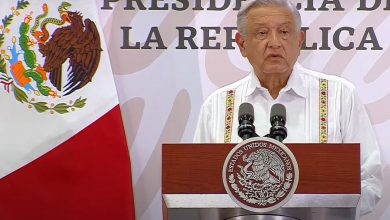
280, 29, 289, 34
280, 30, 290, 39
256, 31, 267, 39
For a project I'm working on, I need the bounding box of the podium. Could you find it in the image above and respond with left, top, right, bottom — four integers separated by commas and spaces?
162, 143, 360, 220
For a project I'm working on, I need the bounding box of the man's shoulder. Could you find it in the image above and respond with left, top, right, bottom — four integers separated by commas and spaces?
297, 64, 355, 90
204, 74, 250, 101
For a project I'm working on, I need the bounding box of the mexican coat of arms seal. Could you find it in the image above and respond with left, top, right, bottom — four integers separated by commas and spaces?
222, 137, 299, 212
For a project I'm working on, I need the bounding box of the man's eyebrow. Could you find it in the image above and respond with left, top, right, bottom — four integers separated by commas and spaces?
280, 22, 295, 26
253, 21, 294, 26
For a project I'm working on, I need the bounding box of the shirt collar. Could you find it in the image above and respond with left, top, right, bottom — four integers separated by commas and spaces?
245, 63, 307, 98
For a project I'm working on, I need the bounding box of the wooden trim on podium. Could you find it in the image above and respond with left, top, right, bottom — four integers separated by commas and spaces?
162, 143, 360, 195
162, 195, 168, 220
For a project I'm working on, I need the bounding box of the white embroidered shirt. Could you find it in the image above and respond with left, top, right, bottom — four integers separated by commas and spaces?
193, 63, 382, 216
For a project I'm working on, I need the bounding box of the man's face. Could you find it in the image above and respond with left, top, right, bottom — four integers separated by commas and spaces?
236, 6, 305, 77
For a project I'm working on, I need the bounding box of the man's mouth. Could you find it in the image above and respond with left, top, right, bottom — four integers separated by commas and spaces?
268, 54, 283, 58
267, 54, 284, 60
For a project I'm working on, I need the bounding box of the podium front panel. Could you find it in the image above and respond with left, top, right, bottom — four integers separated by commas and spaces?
162, 143, 360, 220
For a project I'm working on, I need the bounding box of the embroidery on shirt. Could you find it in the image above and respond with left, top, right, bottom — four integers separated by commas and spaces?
319, 79, 328, 143
224, 90, 235, 143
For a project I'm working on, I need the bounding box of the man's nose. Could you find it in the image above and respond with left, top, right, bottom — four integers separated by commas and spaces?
268, 31, 282, 47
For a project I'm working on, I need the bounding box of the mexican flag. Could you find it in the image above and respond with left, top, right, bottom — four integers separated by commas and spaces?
0, 1, 135, 219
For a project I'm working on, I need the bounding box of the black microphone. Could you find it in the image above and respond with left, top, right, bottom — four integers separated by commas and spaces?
238, 103, 257, 140
269, 103, 287, 143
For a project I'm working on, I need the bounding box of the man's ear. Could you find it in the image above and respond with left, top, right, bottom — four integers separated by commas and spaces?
298, 30, 305, 49
235, 32, 247, 57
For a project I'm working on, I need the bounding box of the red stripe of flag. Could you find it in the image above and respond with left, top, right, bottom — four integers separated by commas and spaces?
0, 106, 135, 220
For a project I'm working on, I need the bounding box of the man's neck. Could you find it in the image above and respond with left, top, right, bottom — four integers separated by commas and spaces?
257, 71, 291, 99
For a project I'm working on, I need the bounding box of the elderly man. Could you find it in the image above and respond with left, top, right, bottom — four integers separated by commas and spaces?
193, 0, 382, 216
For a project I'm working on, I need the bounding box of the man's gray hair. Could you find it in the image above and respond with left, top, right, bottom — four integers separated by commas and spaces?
237, 0, 302, 37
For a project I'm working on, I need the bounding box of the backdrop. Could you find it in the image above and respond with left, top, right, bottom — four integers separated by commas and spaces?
97, 0, 390, 219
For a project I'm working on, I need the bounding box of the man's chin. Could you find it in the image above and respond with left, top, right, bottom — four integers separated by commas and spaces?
261, 65, 291, 75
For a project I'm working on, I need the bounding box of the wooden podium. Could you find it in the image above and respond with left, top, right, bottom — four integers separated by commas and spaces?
162, 143, 360, 220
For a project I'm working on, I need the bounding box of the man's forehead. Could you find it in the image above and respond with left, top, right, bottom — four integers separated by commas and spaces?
247, 5, 295, 19
247, 6, 296, 26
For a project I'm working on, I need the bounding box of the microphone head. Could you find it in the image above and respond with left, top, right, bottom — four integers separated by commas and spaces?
270, 103, 286, 123
238, 102, 254, 123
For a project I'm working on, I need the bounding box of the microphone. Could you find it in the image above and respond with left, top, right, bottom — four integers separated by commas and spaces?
238, 102, 257, 140
269, 103, 287, 142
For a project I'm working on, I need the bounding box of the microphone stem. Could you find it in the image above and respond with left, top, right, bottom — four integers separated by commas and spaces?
274, 135, 284, 143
